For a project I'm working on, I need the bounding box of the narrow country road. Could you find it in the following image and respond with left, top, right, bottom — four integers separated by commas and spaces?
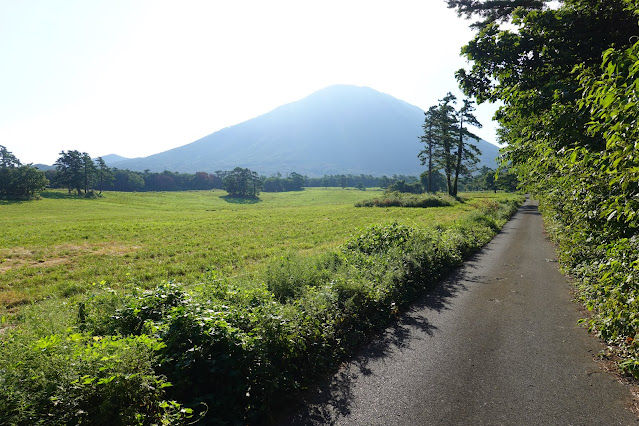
280, 199, 638, 425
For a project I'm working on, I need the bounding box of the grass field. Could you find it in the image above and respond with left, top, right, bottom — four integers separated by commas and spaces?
0, 188, 524, 424
0, 188, 515, 313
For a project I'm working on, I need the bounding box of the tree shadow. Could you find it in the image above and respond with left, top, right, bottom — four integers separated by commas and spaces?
272, 203, 524, 425
0, 190, 69, 204
40, 191, 77, 200
519, 204, 541, 215
0, 199, 28, 205
220, 195, 262, 204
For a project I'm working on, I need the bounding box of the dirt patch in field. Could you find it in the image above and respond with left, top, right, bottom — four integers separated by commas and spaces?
0, 242, 142, 273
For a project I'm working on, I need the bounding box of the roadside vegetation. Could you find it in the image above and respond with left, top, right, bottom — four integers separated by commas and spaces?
448, 0, 639, 378
0, 189, 522, 424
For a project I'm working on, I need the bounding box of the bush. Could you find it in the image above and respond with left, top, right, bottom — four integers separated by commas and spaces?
0, 329, 190, 425
356, 192, 457, 208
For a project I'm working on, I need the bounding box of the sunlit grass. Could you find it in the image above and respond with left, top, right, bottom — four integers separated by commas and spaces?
0, 188, 520, 312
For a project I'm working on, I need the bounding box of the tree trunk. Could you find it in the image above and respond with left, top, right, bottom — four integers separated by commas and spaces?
428, 134, 433, 193
453, 138, 463, 196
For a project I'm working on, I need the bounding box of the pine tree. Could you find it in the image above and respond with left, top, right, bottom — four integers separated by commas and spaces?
452, 99, 482, 196
418, 94, 482, 197
418, 106, 440, 193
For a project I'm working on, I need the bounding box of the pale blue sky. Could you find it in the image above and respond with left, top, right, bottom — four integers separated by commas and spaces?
1, 0, 499, 165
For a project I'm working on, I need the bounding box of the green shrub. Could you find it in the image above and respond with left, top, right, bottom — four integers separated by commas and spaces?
0, 329, 190, 426
355, 192, 458, 208
264, 252, 342, 302
343, 222, 417, 255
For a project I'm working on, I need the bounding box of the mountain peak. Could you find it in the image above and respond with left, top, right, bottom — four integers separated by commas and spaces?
107, 86, 499, 176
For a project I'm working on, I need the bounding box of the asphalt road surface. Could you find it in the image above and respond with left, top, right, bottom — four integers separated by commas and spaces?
281, 199, 638, 425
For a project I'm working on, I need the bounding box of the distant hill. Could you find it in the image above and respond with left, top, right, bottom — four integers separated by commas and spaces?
109, 85, 500, 176
100, 154, 134, 164
33, 163, 55, 171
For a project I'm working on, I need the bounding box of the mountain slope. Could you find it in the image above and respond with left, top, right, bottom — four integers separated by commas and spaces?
110, 85, 500, 176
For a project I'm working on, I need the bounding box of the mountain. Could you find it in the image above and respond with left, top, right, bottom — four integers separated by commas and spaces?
100, 154, 134, 164
109, 85, 500, 176
33, 163, 55, 171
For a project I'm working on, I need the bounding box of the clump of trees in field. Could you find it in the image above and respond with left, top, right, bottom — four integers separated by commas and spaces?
222, 167, 262, 198
0, 146, 48, 200
447, 0, 639, 376
54, 150, 113, 196
418, 93, 482, 197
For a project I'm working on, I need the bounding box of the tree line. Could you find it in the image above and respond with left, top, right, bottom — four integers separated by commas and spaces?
1, 146, 515, 201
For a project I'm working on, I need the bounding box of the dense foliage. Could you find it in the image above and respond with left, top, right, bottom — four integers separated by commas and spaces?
262, 172, 305, 192
0, 146, 48, 200
222, 167, 262, 198
449, 0, 639, 374
0, 196, 521, 424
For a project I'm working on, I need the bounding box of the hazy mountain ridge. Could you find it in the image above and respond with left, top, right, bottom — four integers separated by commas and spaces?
100, 154, 135, 163
108, 85, 500, 176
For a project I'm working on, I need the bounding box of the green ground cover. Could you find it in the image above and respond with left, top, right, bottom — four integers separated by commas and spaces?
1, 188, 505, 312
0, 188, 523, 425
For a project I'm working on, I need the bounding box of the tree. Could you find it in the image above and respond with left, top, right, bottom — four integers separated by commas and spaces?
263, 177, 283, 192
191, 172, 215, 190
54, 150, 85, 195
451, 99, 482, 196
286, 172, 305, 191
0, 146, 48, 199
0, 145, 21, 169
81, 152, 97, 194
432, 93, 458, 195
223, 167, 262, 198
418, 106, 440, 192
94, 157, 114, 194
420, 170, 447, 193
446, 0, 547, 28
111, 169, 145, 192
419, 93, 482, 197
11, 165, 49, 199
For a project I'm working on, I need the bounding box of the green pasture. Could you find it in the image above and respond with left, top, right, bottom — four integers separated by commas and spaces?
1, 188, 517, 312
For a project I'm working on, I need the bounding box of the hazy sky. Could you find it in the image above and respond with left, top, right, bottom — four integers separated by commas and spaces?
1, 0, 499, 166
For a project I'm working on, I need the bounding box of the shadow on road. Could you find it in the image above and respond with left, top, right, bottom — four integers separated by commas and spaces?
278, 266, 477, 425
519, 204, 541, 215
276, 202, 532, 425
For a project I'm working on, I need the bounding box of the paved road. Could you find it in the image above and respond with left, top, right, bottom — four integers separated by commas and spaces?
281, 199, 638, 425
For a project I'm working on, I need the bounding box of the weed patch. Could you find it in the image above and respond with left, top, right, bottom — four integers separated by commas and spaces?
356, 191, 458, 208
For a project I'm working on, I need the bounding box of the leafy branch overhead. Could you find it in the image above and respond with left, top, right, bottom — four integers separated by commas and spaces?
446, 0, 547, 28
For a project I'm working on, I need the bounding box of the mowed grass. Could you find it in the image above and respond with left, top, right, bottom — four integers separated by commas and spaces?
0, 188, 517, 312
